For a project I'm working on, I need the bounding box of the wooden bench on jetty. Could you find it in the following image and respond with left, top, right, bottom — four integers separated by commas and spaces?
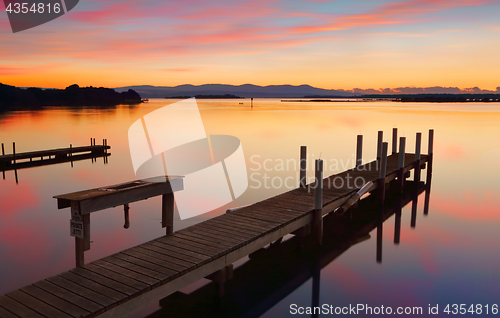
0, 129, 434, 318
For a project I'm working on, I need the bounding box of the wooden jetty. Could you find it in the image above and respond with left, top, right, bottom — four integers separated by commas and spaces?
0, 129, 434, 318
150, 180, 427, 318
0, 139, 110, 171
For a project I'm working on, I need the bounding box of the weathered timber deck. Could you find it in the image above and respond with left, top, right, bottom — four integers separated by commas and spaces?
0, 153, 428, 318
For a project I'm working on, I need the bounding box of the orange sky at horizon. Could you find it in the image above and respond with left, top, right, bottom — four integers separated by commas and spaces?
1, 0, 500, 90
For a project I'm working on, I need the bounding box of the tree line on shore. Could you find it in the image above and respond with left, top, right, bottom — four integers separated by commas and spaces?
0, 83, 142, 110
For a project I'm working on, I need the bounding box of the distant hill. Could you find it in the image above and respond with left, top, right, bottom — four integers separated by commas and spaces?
0, 83, 142, 109
114, 84, 358, 98
169, 94, 244, 99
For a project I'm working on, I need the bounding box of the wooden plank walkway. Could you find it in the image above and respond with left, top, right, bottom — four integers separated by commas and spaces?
0, 153, 429, 318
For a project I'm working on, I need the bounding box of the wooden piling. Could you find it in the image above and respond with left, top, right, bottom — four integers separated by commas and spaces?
424, 129, 433, 215
313, 159, 323, 246
356, 135, 363, 167
392, 128, 398, 154
162, 194, 175, 236
124, 204, 130, 229
394, 198, 402, 244
376, 222, 383, 263
12, 142, 16, 166
378, 142, 388, 204
300, 146, 307, 188
427, 129, 434, 174
398, 137, 406, 192
411, 193, 418, 228
1, 143, 4, 180
376, 131, 383, 160
414, 133, 422, 183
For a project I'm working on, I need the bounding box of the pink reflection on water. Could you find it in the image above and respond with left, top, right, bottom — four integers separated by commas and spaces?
0, 183, 40, 219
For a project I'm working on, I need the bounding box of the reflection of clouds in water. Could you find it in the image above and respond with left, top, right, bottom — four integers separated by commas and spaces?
480, 148, 500, 170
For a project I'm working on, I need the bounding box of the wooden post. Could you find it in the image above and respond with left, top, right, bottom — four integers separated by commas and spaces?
376, 222, 383, 263
93, 138, 95, 146
251, 97, 253, 107
124, 204, 130, 229
300, 146, 307, 188
90, 138, 92, 146
398, 137, 406, 192
71, 202, 85, 267
414, 133, 422, 183
424, 129, 434, 215
1, 143, 4, 180
392, 128, 398, 154
424, 175, 432, 216
427, 129, 434, 174
162, 194, 174, 236
376, 131, 383, 160
356, 135, 363, 168
394, 197, 402, 244
70, 144, 73, 168
12, 142, 16, 166
378, 142, 388, 204
313, 159, 323, 246
411, 193, 418, 228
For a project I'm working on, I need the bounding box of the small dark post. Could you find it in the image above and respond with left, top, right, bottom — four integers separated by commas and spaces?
392, 128, 398, 154
13, 143, 18, 183
398, 137, 406, 192
427, 129, 434, 175
411, 193, 418, 228
12, 142, 16, 166
424, 130, 434, 215
378, 142, 388, 204
251, 97, 253, 107
70, 144, 73, 167
162, 194, 175, 236
313, 159, 323, 246
414, 133, 422, 183
90, 137, 92, 146
1, 143, 4, 180
394, 197, 402, 244
376, 131, 383, 160
123, 204, 130, 229
424, 175, 432, 216
300, 146, 307, 188
93, 138, 95, 147
376, 222, 383, 263
356, 135, 363, 168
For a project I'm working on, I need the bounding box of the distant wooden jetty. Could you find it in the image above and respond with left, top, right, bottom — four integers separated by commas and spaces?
0, 129, 433, 318
0, 139, 110, 183
0, 139, 110, 172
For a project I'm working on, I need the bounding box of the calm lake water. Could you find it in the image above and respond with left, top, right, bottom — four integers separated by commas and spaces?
1, 99, 499, 317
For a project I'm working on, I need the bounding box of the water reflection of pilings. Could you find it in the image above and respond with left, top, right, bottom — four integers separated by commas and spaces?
147, 178, 431, 318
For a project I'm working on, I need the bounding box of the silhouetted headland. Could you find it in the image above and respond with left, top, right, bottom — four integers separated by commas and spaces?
0, 83, 142, 110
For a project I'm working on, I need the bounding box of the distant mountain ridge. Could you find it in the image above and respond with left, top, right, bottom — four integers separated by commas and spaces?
113, 84, 359, 98
114, 84, 500, 98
